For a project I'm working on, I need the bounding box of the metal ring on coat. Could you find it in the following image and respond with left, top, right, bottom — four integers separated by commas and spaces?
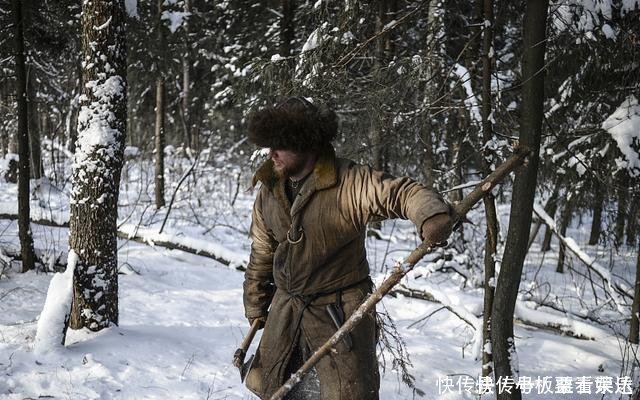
287, 228, 304, 244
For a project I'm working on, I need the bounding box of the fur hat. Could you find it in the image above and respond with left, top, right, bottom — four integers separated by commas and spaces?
247, 97, 338, 152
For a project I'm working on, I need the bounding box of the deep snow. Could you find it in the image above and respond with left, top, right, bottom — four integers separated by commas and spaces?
0, 150, 635, 399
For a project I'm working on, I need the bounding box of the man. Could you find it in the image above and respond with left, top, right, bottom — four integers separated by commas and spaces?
243, 97, 453, 400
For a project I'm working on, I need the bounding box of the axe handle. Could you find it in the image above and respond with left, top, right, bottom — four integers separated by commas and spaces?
233, 319, 261, 368
240, 319, 261, 353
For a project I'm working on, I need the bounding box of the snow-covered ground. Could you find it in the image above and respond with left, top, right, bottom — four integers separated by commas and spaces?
0, 150, 635, 399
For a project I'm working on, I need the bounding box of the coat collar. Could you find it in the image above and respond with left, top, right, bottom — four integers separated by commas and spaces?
251, 145, 338, 192
252, 146, 338, 217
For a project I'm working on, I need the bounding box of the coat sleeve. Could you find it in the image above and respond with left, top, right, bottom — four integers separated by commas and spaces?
243, 187, 277, 320
341, 164, 451, 237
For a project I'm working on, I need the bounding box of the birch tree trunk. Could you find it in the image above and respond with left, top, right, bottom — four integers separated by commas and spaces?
491, 1, 548, 398
68, 0, 127, 331
13, 0, 36, 273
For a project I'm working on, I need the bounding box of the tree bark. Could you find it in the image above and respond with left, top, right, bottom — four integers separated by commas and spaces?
630, 242, 640, 344
491, 1, 548, 398
68, 0, 127, 331
556, 191, 577, 273
588, 182, 604, 245
480, 0, 496, 378
26, 67, 43, 179
13, 0, 36, 273
280, 0, 295, 57
626, 195, 638, 246
528, 178, 560, 250
154, 0, 166, 209
614, 170, 629, 248
180, 0, 192, 150
154, 78, 166, 208
421, 0, 442, 189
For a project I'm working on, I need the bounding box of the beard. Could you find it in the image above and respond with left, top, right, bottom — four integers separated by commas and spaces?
273, 154, 307, 179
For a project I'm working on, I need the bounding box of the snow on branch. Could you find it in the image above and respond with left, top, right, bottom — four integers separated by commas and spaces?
393, 284, 607, 341
602, 95, 640, 177
532, 203, 632, 313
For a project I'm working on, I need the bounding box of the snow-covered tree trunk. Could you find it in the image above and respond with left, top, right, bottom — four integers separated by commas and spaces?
480, 0, 497, 378
491, 1, 548, 398
13, 0, 36, 273
68, 0, 127, 331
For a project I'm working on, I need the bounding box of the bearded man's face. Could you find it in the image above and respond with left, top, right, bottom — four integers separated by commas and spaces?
270, 148, 309, 179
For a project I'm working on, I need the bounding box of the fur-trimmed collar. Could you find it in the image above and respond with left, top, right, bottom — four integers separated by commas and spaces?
251, 146, 338, 191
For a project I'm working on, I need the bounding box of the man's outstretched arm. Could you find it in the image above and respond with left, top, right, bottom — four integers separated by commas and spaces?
342, 164, 453, 244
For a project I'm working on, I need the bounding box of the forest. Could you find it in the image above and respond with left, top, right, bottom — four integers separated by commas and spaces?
0, 0, 639, 399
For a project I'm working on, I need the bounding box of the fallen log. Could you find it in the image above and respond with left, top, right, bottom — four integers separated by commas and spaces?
0, 213, 247, 270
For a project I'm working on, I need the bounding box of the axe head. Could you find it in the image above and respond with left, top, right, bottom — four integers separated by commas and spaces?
233, 348, 255, 382
240, 353, 255, 382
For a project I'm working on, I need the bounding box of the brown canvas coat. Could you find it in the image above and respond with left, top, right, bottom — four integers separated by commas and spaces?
243, 146, 450, 399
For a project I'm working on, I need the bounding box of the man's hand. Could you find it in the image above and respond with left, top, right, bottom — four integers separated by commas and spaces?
249, 315, 267, 330
421, 213, 454, 246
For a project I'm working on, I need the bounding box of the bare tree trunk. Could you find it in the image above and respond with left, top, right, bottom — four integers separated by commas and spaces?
556, 191, 577, 273
480, 0, 496, 378
615, 170, 629, 248
280, 0, 295, 57
13, 0, 36, 273
528, 179, 560, 250
154, 78, 165, 208
626, 195, 639, 246
491, 2, 548, 398
630, 242, 640, 344
421, 0, 441, 189
26, 67, 43, 179
68, 0, 127, 331
588, 182, 604, 245
540, 185, 562, 252
154, 0, 166, 209
180, 0, 192, 150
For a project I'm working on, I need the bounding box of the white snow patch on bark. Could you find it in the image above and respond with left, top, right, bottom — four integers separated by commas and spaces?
451, 63, 482, 125
34, 250, 77, 354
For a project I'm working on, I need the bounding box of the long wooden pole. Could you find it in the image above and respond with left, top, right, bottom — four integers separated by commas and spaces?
269, 146, 530, 400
